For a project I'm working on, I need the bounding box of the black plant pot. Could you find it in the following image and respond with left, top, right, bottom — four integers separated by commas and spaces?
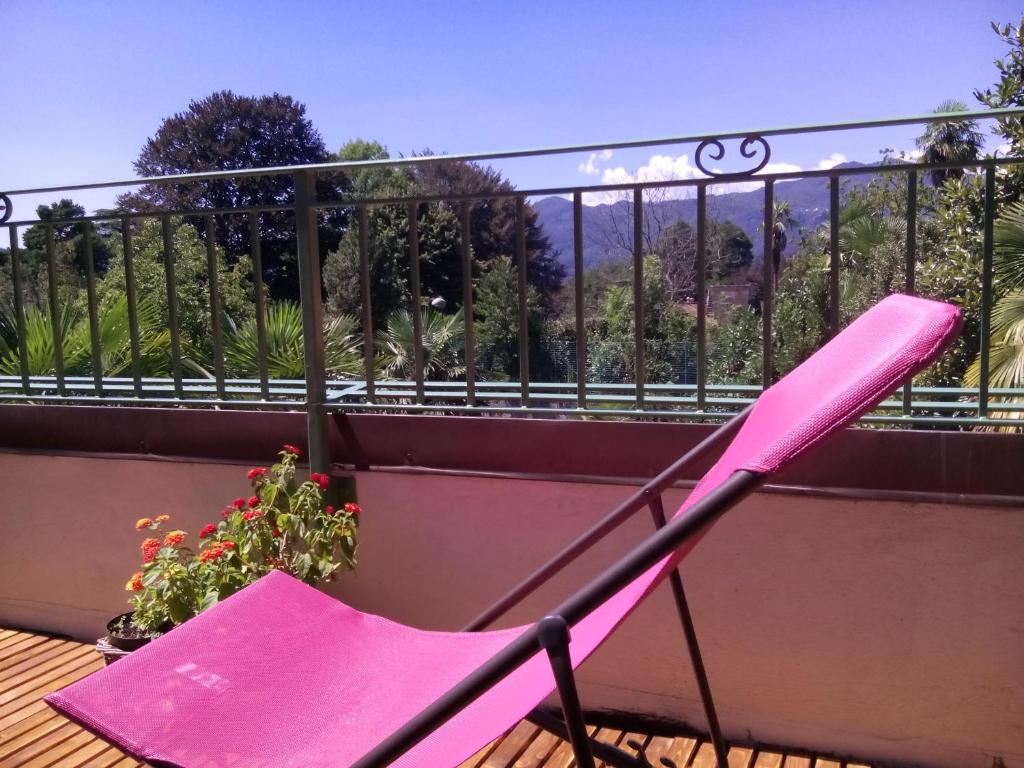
106, 612, 166, 652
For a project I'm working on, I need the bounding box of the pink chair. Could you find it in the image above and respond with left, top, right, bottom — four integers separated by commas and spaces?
47, 294, 962, 768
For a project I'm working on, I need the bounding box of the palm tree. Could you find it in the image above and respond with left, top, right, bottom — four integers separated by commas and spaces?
224, 302, 363, 380
770, 201, 798, 289
376, 308, 465, 380
0, 295, 178, 379
915, 100, 984, 187
965, 201, 1024, 430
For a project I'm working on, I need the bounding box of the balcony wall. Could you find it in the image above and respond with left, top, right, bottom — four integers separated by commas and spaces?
1, 406, 1022, 768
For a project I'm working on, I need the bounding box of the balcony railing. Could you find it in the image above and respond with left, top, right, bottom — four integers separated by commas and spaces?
3, 109, 1024, 471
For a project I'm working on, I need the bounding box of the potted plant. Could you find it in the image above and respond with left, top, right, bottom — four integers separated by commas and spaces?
109, 444, 360, 656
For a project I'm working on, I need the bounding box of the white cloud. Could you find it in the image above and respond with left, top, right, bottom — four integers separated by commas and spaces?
577, 148, 613, 175
996, 142, 1013, 157
816, 153, 847, 170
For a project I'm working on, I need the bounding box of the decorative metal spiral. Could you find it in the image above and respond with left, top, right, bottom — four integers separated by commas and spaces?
0, 194, 11, 224
694, 135, 771, 179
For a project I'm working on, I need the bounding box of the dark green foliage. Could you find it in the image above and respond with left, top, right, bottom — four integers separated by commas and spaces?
119, 91, 345, 300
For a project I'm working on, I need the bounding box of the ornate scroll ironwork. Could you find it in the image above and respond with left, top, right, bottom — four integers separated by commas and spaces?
694, 135, 771, 179
0, 193, 11, 224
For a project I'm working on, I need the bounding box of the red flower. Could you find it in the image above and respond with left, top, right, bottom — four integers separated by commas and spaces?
163, 530, 185, 547
246, 467, 267, 481
248, 495, 260, 508
135, 517, 153, 530
125, 572, 144, 592
343, 502, 361, 515
221, 540, 236, 550
141, 537, 161, 563
324, 505, 335, 516
232, 498, 246, 510
282, 444, 301, 457
199, 523, 217, 539
242, 509, 264, 522
221, 506, 233, 518
309, 473, 329, 491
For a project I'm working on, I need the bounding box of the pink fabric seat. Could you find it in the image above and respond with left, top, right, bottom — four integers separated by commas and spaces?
47, 294, 962, 767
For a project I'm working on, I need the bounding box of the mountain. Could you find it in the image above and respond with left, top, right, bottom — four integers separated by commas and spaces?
533, 162, 870, 273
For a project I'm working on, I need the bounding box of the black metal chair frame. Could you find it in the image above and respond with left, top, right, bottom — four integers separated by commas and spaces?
350, 406, 757, 768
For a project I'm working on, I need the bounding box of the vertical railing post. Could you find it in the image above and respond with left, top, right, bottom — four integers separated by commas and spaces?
515, 196, 530, 407
828, 175, 840, 338
294, 169, 330, 475
8, 225, 31, 395
979, 165, 995, 419
632, 188, 645, 409
903, 171, 918, 417
762, 182, 775, 389
573, 191, 587, 410
696, 184, 708, 411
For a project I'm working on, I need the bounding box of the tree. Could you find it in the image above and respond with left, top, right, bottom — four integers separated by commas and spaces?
119, 91, 345, 299
653, 218, 754, 302
323, 141, 463, 328
474, 256, 543, 379
915, 100, 984, 187
96, 218, 255, 358
411, 155, 565, 311
769, 201, 798, 288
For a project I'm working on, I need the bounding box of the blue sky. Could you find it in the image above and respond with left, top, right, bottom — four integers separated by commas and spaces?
2, 0, 1021, 222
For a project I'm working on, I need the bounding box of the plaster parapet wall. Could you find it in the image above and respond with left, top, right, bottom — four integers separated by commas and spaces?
2, 452, 1021, 768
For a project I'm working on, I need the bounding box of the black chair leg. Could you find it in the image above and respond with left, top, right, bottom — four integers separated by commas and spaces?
538, 615, 596, 768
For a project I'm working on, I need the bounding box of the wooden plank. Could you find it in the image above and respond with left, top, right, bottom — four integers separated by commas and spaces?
18, 727, 103, 767
0, 721, 78, 766
813, 760, 841, 768
0, 636, 53, 663
481, 721, 542, 767
0, 646, 95, 695
0, 712, 67, 761
782, 757, 812, 768
752, 752, 785, 768
512, 727, 562, 768
612, 732, 649, 768
458, 735, 504, 768
48, 739, 121, 767
645, 734, 698, 767
0, 661, 103, 729
729, 746, 756, 768
540, 725, 597, 768
0, 642, 85, 685
0, 655, 100, 707
0, 632, 39, 650
92, 747, 145, 768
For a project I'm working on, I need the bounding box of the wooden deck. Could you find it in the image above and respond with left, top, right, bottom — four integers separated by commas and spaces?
0, 627, 876, 768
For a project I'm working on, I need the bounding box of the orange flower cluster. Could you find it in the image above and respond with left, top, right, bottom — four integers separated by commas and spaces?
125, 572, 143, 592
198, 540, 235, 563
135, 517, 153, 530
163, 530, 186, 547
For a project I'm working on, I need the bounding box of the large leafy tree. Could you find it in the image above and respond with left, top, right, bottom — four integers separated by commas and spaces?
119, 91, 345, 299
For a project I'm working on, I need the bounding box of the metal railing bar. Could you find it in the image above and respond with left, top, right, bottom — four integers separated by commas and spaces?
573, 191, 586, 409
44, 225, 67, 396
516, 195, 530, 407
460, 201, 476, 407
357, 205, 375, 403
3, 202, 294, 230
408, 202, 425, 405
161, 215, 183, 398
761, 181, 774, 389
979, 166, 995, 418
203, 215, 226, 398
82, 221, 103, 397
828, 175, 840, 337
6, 108, 1022, 197
696, 184, 707, 411
120, 220, 143, 396
903, 171, 918, 416
633, 188, 645, 409
249, 213, 270, 400
7, 155, 1024, 230
7, 226, 31, 394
